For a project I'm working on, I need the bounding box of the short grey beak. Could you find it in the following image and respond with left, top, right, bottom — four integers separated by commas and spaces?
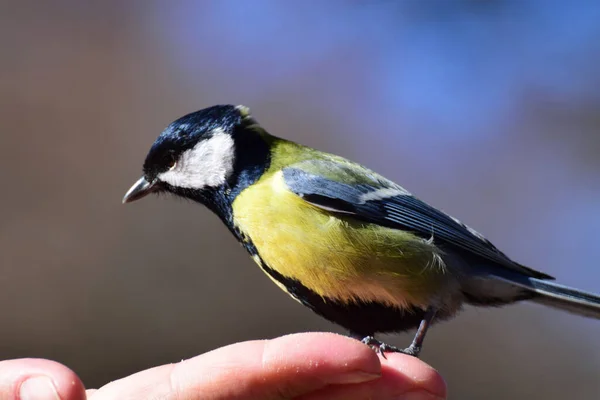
122, 177, 158, 204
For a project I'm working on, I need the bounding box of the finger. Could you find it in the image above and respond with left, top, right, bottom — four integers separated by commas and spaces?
90, 332, 382, 400
0, 358, 86, 400
298, 352, 447, 400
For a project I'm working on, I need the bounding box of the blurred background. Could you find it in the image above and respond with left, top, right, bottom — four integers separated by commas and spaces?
1, 1, 599, 398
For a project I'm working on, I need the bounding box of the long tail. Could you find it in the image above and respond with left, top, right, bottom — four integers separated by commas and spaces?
526, 278, 600, 318
499, 273, 600, 319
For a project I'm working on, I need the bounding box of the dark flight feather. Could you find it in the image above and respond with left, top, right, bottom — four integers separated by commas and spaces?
282, 161, 552, 280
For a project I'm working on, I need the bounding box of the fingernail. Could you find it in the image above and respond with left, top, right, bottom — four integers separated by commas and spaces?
19, 376, 60, 400
329, 370, 381, 384
401, 391, 445, 400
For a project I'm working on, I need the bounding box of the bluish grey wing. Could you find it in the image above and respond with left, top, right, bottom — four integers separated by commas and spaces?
282, 162, 552, 279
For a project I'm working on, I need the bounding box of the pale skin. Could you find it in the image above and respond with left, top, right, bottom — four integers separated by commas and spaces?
0, 333, 446, 400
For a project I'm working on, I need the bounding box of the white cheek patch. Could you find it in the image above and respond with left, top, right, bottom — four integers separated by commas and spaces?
159, 129, 235, 189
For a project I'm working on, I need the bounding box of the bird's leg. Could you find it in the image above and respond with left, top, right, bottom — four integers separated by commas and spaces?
359, 307, 437, 358
398, 307, 436, 357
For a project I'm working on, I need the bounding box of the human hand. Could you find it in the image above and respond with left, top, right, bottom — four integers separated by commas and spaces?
0, 332, 446, 399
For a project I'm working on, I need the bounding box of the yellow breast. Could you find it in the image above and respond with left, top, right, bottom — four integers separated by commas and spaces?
232, 162, 448, 310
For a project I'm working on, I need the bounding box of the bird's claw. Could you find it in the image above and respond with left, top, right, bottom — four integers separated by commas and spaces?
360, 336, 420, 358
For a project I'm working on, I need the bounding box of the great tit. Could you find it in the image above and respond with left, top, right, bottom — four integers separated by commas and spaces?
123, 104, 600, 357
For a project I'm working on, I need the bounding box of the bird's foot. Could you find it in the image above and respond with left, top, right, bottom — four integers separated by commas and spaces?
360, 336, 421, 359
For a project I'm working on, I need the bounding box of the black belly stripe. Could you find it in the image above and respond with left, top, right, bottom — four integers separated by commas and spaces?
241, 238, 429, 336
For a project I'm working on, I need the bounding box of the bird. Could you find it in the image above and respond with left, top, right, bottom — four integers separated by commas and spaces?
123, 104, 600, 357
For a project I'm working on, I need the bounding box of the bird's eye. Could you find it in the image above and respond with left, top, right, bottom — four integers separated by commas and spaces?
166, 154, 177, 171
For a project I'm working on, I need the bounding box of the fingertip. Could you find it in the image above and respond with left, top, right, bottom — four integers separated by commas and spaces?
380, 353, 447, 398
0, 358, 86, 400
297, 352, 446, 400
46, 362, 87, 400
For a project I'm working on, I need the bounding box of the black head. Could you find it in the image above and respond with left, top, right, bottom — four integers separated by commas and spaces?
123, 104, 268, 206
